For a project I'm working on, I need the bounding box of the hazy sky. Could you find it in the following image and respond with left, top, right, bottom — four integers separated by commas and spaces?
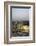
12, 8, 29, 21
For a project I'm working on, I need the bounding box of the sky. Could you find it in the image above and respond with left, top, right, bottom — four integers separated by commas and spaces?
12, 8, 29, 21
